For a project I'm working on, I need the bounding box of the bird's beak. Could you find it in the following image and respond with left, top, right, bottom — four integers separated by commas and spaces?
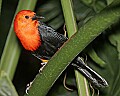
32, 15, 44, 20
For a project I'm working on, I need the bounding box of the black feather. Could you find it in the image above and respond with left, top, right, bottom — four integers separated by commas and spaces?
32, 21, 68, 59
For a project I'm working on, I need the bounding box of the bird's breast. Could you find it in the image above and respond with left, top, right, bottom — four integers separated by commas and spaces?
17, 24, 41, 51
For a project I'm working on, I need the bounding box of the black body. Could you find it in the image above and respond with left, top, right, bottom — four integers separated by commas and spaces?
32, 21, 68, 60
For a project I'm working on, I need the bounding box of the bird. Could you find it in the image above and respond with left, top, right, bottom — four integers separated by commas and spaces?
14, 10, 108, 88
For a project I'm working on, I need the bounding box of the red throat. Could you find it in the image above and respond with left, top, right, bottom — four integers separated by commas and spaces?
14, 10, 41, 51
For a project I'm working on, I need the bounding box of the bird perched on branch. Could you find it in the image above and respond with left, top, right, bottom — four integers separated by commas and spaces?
14, 10, 108, 88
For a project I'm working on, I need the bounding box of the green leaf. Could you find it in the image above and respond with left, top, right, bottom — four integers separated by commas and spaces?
89, 39, 120, 96
107, 0, 114, 5
25, 1, 120, 96
47, 14, 64, 30
73, 0, 94, 22
0, 71, 18, 96
61, 0, 77, 37
37, 1, 61, 21
37, 0, 95, 30
109, 30, 120, 59
81, 0, 106, 12
75, 70, 90, 96
37, 0, 64, 30
80, 0, 93, 5
88, 48, 106, 67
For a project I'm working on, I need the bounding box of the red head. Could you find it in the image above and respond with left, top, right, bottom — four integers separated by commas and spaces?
14, 10, 41, 51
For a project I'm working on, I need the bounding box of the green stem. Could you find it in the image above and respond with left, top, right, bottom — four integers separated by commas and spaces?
25, 1, 120, 96
61, 0, 90, 96
75, 70, 90, 96
61, 0, 77, 37
0, 0, 37, 80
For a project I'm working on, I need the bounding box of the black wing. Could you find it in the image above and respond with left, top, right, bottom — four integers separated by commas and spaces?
32, 21, 68, 60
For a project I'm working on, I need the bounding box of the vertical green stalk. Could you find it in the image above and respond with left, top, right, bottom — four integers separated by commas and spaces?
75, 70, 90, 96
61, 0, 90, 96
61, 0, 77, 37
0, 0, 37, 80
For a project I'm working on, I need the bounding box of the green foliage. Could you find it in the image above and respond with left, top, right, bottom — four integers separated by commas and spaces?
0, 0, 120, 96
0, 71, 18, 96
109, 26, 120, 59
87, 47, 106, 67
89, 38, 120, 96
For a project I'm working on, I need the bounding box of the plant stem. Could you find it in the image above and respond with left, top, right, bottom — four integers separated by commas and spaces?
61, 0, 90, 96
61, 0, 77, 37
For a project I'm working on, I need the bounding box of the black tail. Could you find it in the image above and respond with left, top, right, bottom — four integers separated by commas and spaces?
71, 57, 108, 88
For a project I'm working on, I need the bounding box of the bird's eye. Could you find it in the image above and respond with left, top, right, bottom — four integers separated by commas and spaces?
25, 16, 29, 19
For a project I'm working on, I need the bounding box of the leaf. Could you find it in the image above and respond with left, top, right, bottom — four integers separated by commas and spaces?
87, 47, 106, 67
36, 0, 95, 30
73, 0, 94, 22
0, 71, 18, 96
109, 30, 120, 59
89, 38, 120, 96
80, 0, 106, 12
37, 0, 63, 29
107, 0, 114, 5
